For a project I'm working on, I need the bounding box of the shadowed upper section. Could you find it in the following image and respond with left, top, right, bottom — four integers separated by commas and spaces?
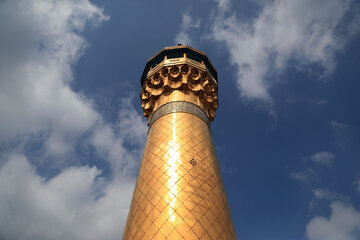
139, 44, 219, 124
141, 45, 217, 86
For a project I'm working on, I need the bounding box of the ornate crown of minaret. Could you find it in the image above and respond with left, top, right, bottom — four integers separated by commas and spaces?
123, 45, 236, 239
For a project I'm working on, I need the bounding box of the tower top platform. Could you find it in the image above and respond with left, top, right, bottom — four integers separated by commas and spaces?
140, 44, 217, 86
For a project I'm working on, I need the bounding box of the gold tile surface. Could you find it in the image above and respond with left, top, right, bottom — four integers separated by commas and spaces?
123, 112, 236, 239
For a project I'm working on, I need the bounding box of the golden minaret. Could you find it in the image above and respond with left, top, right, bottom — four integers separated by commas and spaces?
123, 45, 237, 239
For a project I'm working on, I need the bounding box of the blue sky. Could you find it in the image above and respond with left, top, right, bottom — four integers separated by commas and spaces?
0, 0, 359, 239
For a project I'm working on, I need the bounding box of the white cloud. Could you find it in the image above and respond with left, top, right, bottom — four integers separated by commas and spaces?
212, 0, 360, 103
307, 186, 360, 239
117, 97, 148, 147
0, 0, 148, 239
89, 98, 147, 176
0, 0, 108, 155
310, 152, 335, 166
330, 119, 349, 129
0, 154, 135, 240
216, 0, 231, 12
174, 12, 201, 46
312, 188, 346, 201
306, 201, 360, 240
0, 98, 147, 239
290, 168, 315, 182
290, 152, 334, 182
309, 188, 349, 209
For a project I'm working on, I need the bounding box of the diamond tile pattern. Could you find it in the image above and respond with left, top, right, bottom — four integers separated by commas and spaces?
123, 112, 236, 239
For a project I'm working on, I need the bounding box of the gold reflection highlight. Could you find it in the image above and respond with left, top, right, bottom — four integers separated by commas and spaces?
165, 113, 180, 223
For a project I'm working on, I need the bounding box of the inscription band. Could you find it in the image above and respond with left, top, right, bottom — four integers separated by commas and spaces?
149, 101, 210, 128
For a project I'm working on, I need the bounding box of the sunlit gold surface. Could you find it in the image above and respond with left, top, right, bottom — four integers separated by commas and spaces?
123, 113, 236, 239
123, 45, 236, 239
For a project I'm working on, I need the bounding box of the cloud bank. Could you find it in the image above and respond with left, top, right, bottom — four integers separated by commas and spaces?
212, 0, 360, 103
0, 154, 135, 240
0, 0, 108, 155
306, 201, 360, 240
0, 0, 147, 239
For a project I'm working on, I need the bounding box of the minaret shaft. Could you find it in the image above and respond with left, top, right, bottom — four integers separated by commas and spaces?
123, 110, 236, 239
123, 45, 236, 239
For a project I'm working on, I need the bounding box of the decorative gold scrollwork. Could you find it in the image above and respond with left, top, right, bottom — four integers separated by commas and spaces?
140, 63, 218, 123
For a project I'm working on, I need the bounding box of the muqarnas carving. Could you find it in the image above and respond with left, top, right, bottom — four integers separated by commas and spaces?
140, 64, 218, 122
